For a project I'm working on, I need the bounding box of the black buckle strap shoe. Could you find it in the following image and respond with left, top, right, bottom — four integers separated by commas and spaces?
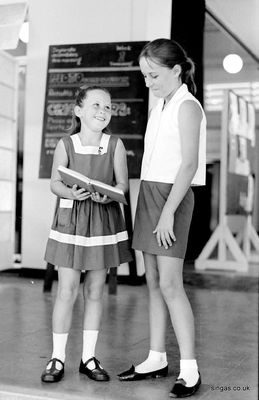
118, 364, 168, 381
169, 372, 201, 398
79, 357, 110, 381
41, 358, 64, 383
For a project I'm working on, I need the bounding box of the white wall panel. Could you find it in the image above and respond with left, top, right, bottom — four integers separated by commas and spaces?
0, 85, 15, 119
0, 181, 13, 211
0, 117, 14, 148
0, 50, 17, 269
0, 149, 13, 180
0, 213, 12, 242
0, 53, 16, 86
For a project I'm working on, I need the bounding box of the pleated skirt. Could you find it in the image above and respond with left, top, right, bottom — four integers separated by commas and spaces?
45, 198, 132, 270
132, 180, 194, 259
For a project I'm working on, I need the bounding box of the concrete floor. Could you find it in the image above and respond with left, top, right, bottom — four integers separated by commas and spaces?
0, 269, 258, 400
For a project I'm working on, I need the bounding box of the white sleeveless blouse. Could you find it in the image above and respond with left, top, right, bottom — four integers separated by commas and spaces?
140, 84, 206, 186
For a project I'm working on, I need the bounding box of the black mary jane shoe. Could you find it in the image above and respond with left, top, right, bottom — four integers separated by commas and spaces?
169, 372, 201, 398
118, 364, 168, 381
79, 357, 110, 381
41, 358, 64, 383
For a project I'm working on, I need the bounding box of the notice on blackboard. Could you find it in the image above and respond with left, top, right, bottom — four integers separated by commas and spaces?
39, 41, 148, 178
226, 91, 256, 215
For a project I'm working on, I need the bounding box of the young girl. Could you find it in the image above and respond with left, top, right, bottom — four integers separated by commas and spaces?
41, 86, 132, 383
118, 39, 206, 398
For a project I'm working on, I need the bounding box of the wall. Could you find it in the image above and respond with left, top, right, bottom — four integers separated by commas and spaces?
22, 0, 172, 268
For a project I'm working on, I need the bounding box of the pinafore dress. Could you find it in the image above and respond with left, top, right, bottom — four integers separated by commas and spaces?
44, 133, 132, 270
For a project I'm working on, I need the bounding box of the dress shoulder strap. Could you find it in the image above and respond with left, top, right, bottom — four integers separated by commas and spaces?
60, 134, 73, 155
106, 134, 118, 156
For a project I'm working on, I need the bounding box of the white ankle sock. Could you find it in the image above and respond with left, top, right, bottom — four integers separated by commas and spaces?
82, 330, 99, 369
135, 350, 167, 373
178, 359, 199, 387
50, 332, 68, 369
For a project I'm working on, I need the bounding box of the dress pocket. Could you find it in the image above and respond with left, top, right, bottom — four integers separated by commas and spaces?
57, 199, 74, 227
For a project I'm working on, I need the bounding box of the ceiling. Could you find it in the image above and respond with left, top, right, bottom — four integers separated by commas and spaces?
205, 0, 259, 62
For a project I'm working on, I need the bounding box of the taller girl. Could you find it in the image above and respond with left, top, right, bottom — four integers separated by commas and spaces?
118, 39, 206, 398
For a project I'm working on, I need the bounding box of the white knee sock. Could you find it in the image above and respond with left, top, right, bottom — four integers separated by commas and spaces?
50, 332, 68, 369
178, 359, 199, 387
82, 330, 99, 369
135, 350, 167, 373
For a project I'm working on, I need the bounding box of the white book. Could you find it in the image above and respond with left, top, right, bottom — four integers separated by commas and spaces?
58, 165, 127, 205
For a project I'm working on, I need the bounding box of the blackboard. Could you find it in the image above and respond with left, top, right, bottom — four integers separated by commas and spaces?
39, 41, 148, 178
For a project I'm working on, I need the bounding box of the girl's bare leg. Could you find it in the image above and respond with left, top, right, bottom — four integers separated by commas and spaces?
81, 268, 107, 368
157, 256, 199, 388
157, 256, 195, 359
52, 267, 81, 333
135, 253, 168, 373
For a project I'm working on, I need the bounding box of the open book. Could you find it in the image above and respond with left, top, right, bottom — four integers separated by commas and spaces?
58, 165, 127, 205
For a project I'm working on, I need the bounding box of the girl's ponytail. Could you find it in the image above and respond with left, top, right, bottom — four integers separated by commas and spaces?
181, 57, 196, 95
70, 115, 81, 135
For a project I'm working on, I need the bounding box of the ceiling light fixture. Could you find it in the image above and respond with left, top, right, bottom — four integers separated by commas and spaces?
19, 21, 29, 43
223, 54, 243, 74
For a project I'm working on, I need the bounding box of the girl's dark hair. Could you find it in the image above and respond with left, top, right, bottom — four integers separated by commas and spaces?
139, 38, 196, 95
70, 85, 111, 135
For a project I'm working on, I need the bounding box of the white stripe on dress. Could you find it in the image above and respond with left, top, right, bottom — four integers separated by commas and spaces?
49, 229, 128, 246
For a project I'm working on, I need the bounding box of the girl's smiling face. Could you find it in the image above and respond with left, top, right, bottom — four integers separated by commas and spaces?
139, 56, 181, 102
75, 89, 112, 133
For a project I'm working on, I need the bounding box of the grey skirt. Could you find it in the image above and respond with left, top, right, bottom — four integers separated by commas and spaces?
132, 180, 194, 259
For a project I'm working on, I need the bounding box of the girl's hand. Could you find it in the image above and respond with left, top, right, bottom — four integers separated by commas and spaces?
153, 208, 176, 249
91, 192, 112, 204
71, 185, 91, 201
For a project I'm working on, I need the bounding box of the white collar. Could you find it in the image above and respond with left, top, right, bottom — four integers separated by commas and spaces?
71, 133, 110, 155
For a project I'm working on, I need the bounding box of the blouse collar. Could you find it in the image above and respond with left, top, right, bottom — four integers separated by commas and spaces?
160, 83, 188, 111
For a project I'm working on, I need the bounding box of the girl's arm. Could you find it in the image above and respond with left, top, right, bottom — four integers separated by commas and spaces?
154, 100, 202, 249
50, 139, 90, 201
113, 138, 129, 193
